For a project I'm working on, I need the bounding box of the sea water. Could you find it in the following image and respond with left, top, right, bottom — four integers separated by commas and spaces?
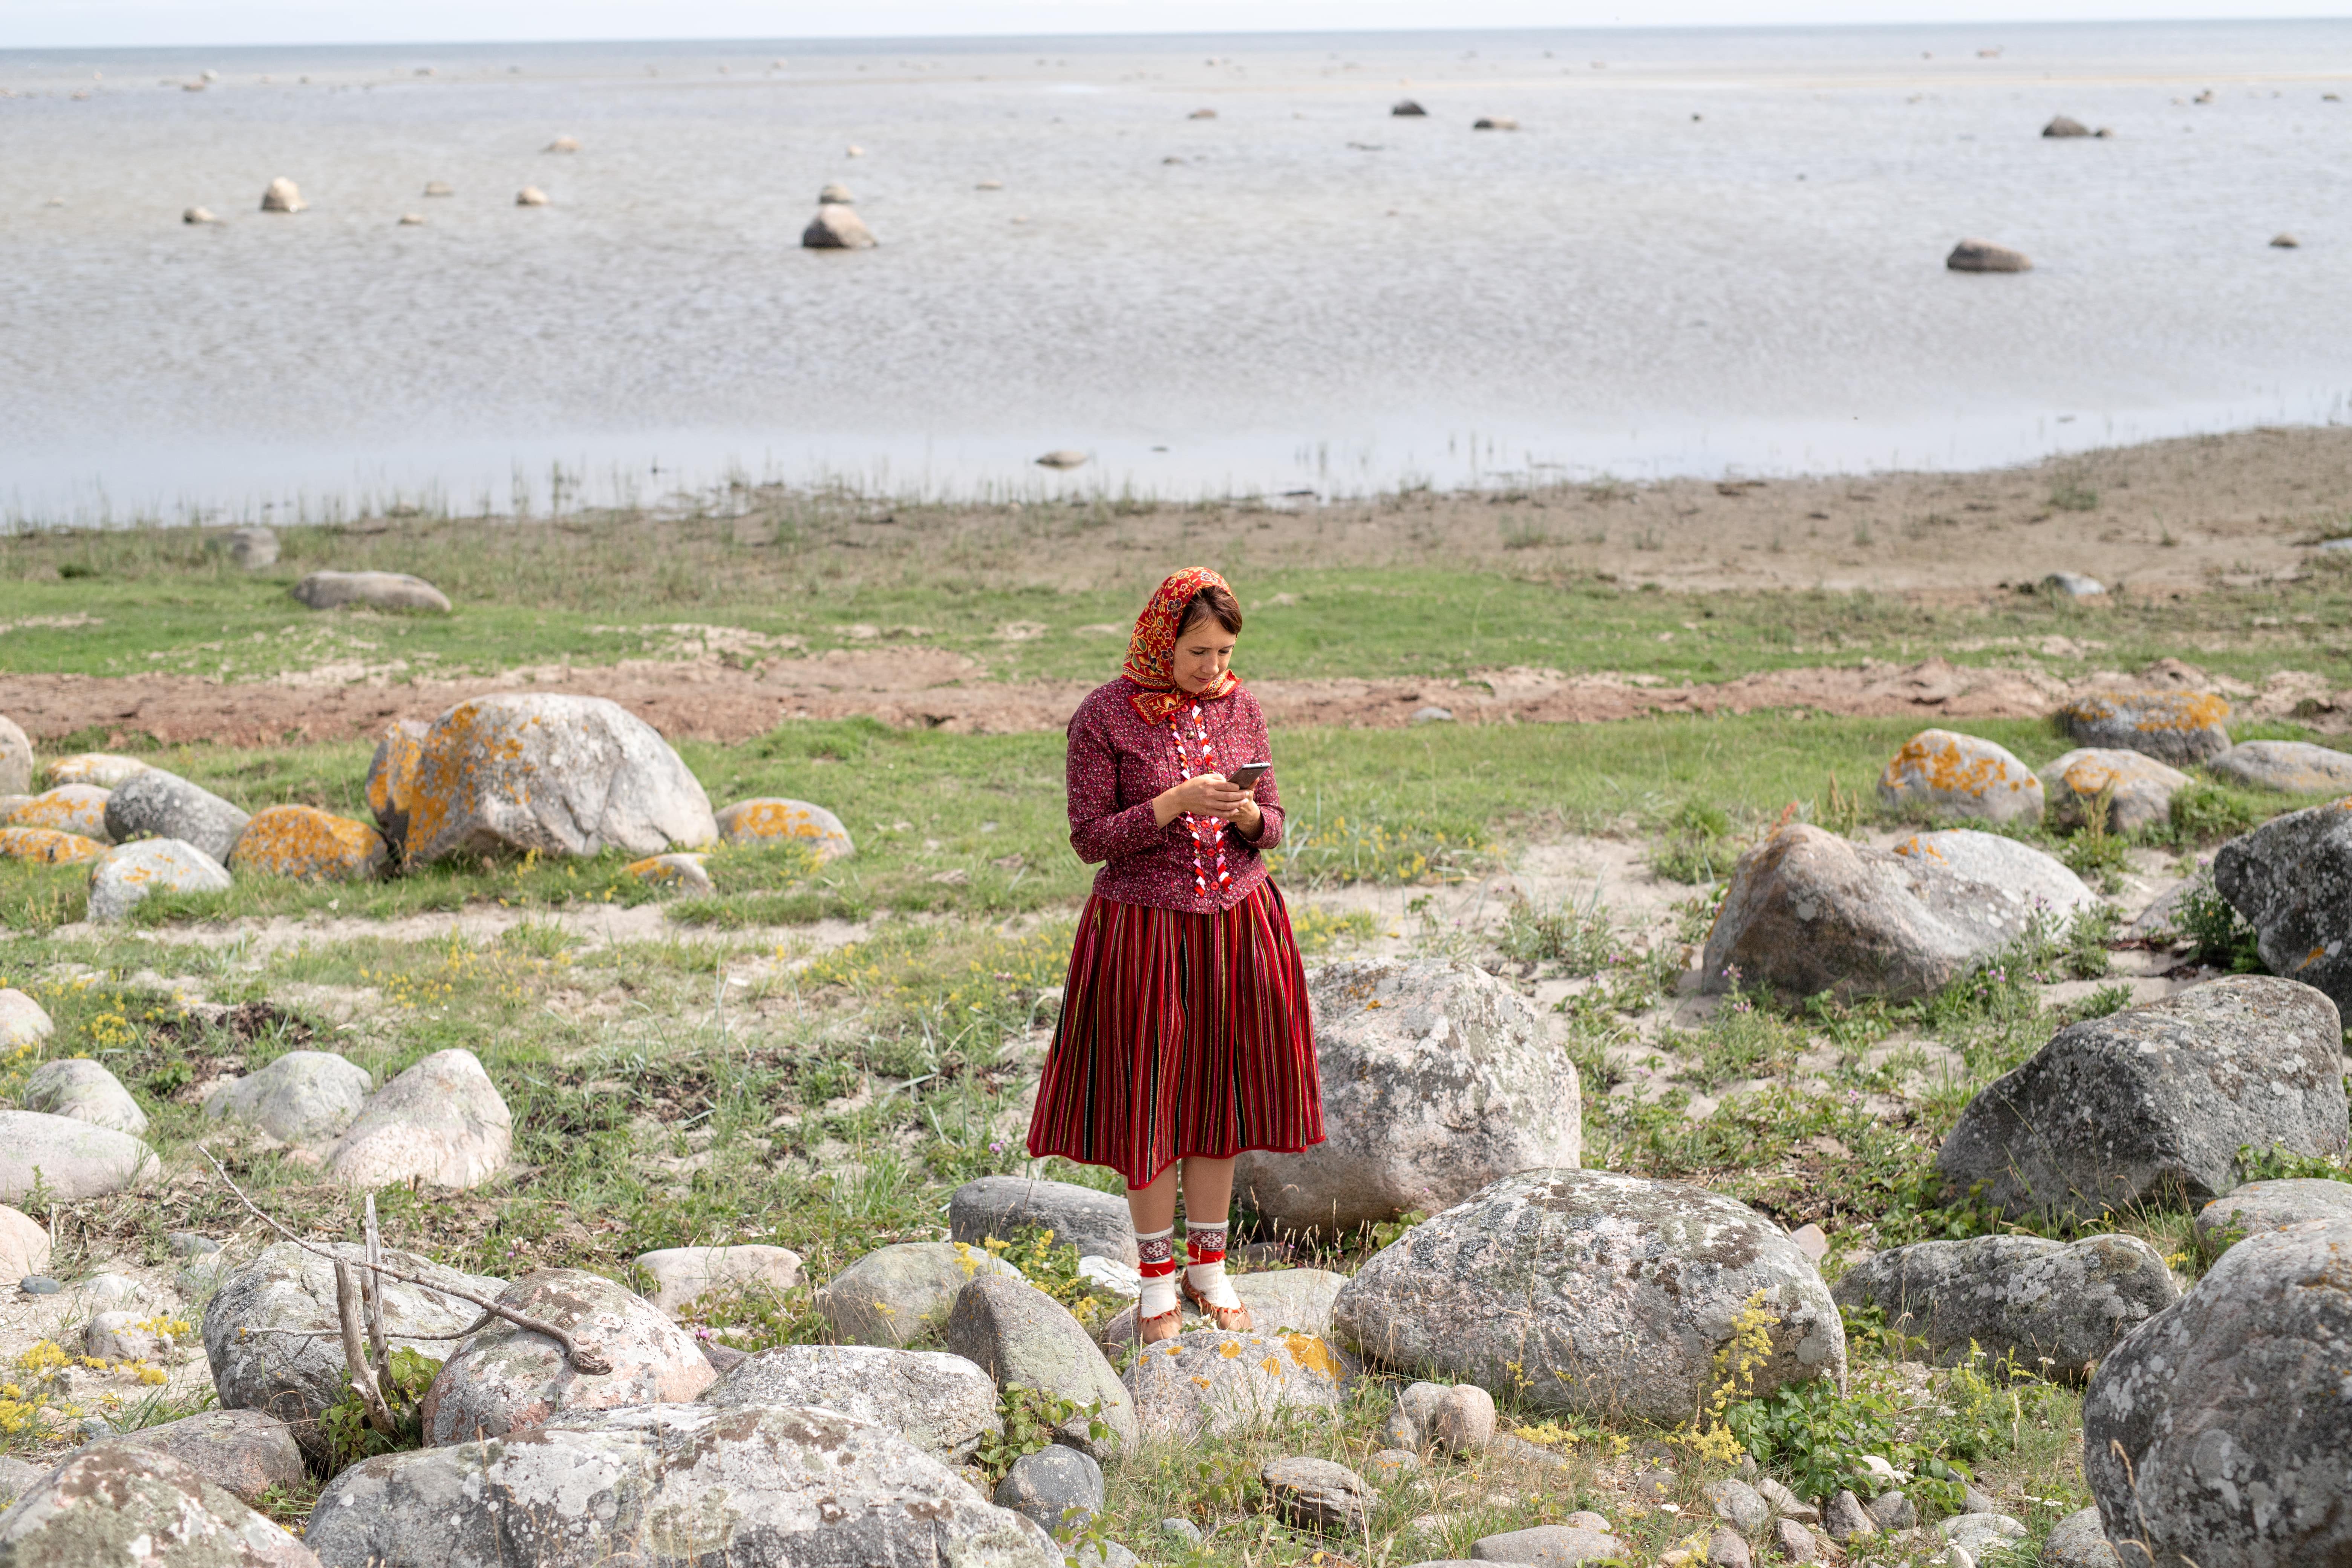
2, 21, 2348, 522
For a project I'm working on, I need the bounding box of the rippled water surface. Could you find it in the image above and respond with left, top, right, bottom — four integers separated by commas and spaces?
3, 23, 2350, 519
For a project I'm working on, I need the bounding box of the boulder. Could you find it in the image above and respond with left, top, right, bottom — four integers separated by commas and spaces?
2044, 115, 2092, 136
1824, 1490, 1874, 1540
1392, 98, 1427, 115
1395, 1380, 1494, 1454
2215, 799, 2352, 1012
1262, 1456, 1372, 1531
1936, 977, 2347, 1222
0, 990, 52, 1050
2039, 748, 2191, 833
943, 1272, 1137, 1456
1235, 959, 1581, 1231
714, 798, 855, 861
0, 825, 105, 865
0, 715, 27, 795
1467, 1525, 1623, 1562
364, 718, 428, 847
0, 1109, 159, 1202
2043, 1506, 2121, 1566
1329, 1170, 1844, 1423
1875, 730, 2044, 824
1707, 1478, 1770, 1531
1771, 1519, 1824, 1562
995, 1444, 1102, 1537
1122, 1326, 1345, 1441
817, 181, 854, 204
949, 1174, 1137, 1264
1947, 239, 2031, 272
625, 852, 711, 893
102, 1408, 307, 1504
1943, 1513, 2029, 1558
515, 185, 549, 206
1829, 1233, 2177, 1378
394, 694, 716, 865
228, 805, 387, 881
699, 1344, 999, 1462
1035, 450, 1088, 469
0, 1443, 317, 1566
815, 1240, 1022, 1346
14, 784, 110, 840
104, 770, 249, 863
0, 796, 23, 825
259, 177, 305, 212
185, 205, 220, 223
421, 1268, 714, 1444
202, 1240, 502, 1449
0, 1456, 35, 1505
1701, 824, 2095, 1002
303, 1403, 1058, 1568
803, 203, 876, 249
2209, 740, 2352, 795
291, 569, 451, 612
46, 752, 147, 788
2046, 571, 2107, 598
0, 1205, 49, 1280
204, 1050, 373, 1146
224, 526, 278, 568
2192, 1176, 2352, 1256
23, 1057, 147, 1135
1472, 115, 1518, 130
324, 1047, 512, 1190
634, 1243, 803, 1314
2056, 690, 2232, 765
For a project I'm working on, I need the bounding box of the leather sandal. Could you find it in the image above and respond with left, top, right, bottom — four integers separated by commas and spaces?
1138, 1306, 1184, 1346
1182, 1278, 1253, 1333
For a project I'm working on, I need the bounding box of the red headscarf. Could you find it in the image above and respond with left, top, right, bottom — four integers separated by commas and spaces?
1121, 567, 1241, 723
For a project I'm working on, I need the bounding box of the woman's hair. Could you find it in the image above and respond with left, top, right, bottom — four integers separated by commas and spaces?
1179, 582, 1245, 637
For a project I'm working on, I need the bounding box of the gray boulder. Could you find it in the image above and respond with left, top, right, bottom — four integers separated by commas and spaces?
324, 1047, 511, 1190
291, 570, 452, 613
1830, 1233, 2178, 1379
2044, 115, 2092, 136
1943, 1513, 2029, 1558
1875, 729, 2045, 824
1123, 1327, 1346, 1442
1936, 977, 2347, 1222
1466, 1525, 1624, 1562
1331, 1169, 1844, 1423
699, 1344, 999, 1463
1262, 1455, 1372, 1531
950, 1174, 1138, 1265
1236, 959, 1581, 1231
2042, 1506, 2121, 1566
803, 203, 876, 249
105, 769, 251, 863
1824, 1490, 1874, 1540
101, 1408, 306, 1504
1707, 1478, 1769, 1531
815, 1240, 1022, 1346
0, 1443, 317, 1566
205, 1050, 373, 1147
994, 1445, 1102, 1537
2216, 800, 2352, 1013
2040, 748, 2192, 833
1702, 824, 2095, 1002
2209, 740, 2352, 795
943, 1272, 1137, 1456
0, 715, 27, 795
0, 1109, 159, 1202
2056, 690, 2232, 765
89, 837, 232, 922
421, 1268, 714, 1445
24, 1057, 147, 1135
0, 989, 50, 1049
2193, 1177, 2352, 1257
303, 1403, 1057, 1568
634, 1243, 802, 1313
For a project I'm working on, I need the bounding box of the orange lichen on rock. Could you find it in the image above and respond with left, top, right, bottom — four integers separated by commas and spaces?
1874, 729, 2043, 825
715, 798, 855, 861
365, 718, 427, 853
625, 853, 714, 894
2055, 689, 2231, 765
0, 826, 107, 865
12, 785, 111, 841
228, 804, 388, 882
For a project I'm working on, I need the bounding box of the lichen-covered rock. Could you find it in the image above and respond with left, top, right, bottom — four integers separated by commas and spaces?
421, 1268, 715, 1445
2042, 1505, 2122, 1567
1936, 977, 2347, 1222
13, 784, 111, 841
699, 1345, 1000, 1462
1236, 959, 1580, 1231
290, 570, 451, 613
24, 1057, 147, 1135
945, 1273, 1138, 1456
105, 769, 250, 863
814, 1241, 1023, 1347
994, 1445, 1102, 1537
634, 1244, 802, 1314
395, 694, 717, 865
716, 798, 854, 861
303, 1403, 1057, 1568
0, 1109, 159, 1202
44, 752, 147, 789
0, 715, 27, 796
228, 805, 387, 881
950, 1174, 1138, 1265
2040, 748, 2193, 833
1702, 824, 2095, 1002
104, 1408, 308, 1504
2084, 1217, 2352, 1567
324, 1047, 511, 1190
0, 825, 105, 864
0, 1443, 318, 1566
363, 718, 427, 848
0, 990, 51, 1050
624, 851, 711, 893
88, 838, 232, 922
2209, 740, 2352, 796
2214, 798, 2352, 1013
1829, 1233, 2177, 1378
1122, 1328, 1346, 1441
1876, 730, 2044, 824
1330, 1170, 1845, 1423
2191, 1177, 2352, 1257
802, 203, 877, 249
204, 1051, 373, 1147
2056, 690, 2232, 765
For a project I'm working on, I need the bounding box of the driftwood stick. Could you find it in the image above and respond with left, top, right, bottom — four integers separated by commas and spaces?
198, 1144, 612, 1376
334, 1260, 398, 1435
362, 1193, 391, 1379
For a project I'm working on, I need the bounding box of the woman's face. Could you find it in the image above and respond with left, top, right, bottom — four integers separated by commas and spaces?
1171, 614, 1237, 695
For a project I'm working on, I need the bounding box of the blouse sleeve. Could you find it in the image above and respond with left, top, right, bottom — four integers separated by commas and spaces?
1238, 694, 1284, 851
1067, 697, 1170, 866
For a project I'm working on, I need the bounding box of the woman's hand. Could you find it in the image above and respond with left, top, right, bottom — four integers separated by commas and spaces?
1154, 774, 1252, 828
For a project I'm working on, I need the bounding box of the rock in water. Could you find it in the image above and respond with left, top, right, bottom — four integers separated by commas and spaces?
802, 203, 876, 248
2085, 1216, 2352, 1566
260, 176, 306, 212
89, 838, 233, 922
105, 769, 250, 862
1947, 239, 2031, 272
46, 752, 148, 788
2043, 115, 2092, 136
715, 798, 855, 860
306, 1404, 1058, 1568
995, 1444, 1102, 1537
421, 1268, 715, 1444
814, 1241, 1024, 1346
325, 1047, 512, 1189
2208, 740, 2352, 795
24, 1058, 147, 1135
1122, 1328, 1345, 1441
1875, 729, 2044, 824
1937, 976, 2347, 1223
204, 1050, 374, 1147
1329, 1169, 1844, 1423
634, 1244, 803, 1314
290, 569, 452, 612
1829, 1234, 2177, 1378
104, 1408, 308, 1504
15, 784, 111, 840
949, 1174, 1138, 1264
2216, 800, 2352, 1012
2039, 748, 2191, 833
0, 988, 51, 1049
1701, 824, 2094, 1003
0, 825, 105, 865
2192, 1177, 2352, 1257
1235, 959, 1580, 1232
2055, 689, 2232, 765
229, 805, 388, 881
944, 1273, 1138, 1456
0, 715, 27, 795
699, 1344, 999, 1462
1392, 98, 1427, 115
0, 1443, 318, 1566
394, 694, 717, 865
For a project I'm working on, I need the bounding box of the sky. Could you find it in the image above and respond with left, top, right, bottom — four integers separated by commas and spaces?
5, 0, 2344, 49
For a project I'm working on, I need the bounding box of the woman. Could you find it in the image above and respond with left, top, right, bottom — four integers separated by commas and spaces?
1027, 567, 1324, 1344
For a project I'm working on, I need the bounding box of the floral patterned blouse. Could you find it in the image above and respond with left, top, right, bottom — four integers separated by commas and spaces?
1064, 679, 1285, 913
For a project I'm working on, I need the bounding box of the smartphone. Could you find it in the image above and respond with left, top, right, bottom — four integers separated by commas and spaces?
1227, 761, 1271, 789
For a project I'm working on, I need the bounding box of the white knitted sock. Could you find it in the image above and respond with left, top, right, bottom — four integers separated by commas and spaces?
1136, 1226, 1179, 1319
1184, 1218, 1241, 1309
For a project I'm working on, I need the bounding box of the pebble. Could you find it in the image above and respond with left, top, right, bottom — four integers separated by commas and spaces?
20, 1276, 60, 1294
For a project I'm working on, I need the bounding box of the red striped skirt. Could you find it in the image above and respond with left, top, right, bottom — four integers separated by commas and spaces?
1027, 881, 1324, 1191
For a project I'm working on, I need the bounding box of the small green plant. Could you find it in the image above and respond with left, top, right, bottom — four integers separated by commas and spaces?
972, 1386, 1108, 1484
2057, 779, 2129, 888
2168, 782, 2261, 844
1652, 799, 1735, 884
2174, 873, 2264, 972
977, 1229, 1121, 1329
318, 1346, 441, 1473
1493, 891, 1616, 976
2049, 479, 2099, 512
2237, 1142, 2352, 1183
1727, 1371, 1974, 1511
